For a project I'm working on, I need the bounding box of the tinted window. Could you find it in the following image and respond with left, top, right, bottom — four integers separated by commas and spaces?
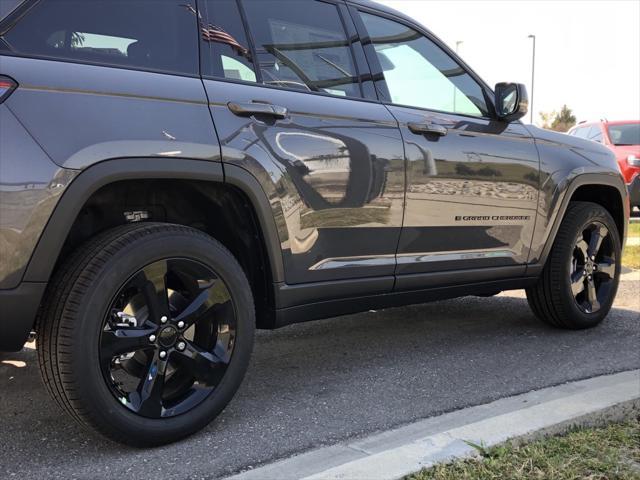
242, 0, 362, 98
3, 0, 199, 75
360, 12, 488, 117
201, 0, 257, 82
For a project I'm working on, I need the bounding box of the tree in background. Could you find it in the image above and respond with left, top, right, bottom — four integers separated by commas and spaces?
539, 105, 577, 132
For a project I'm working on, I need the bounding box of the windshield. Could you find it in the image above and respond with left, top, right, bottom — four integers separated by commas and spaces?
607, 123, 640, 146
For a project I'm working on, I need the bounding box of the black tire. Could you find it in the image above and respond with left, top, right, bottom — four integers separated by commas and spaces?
526, 201, 621, 329
36, 223, 255, 446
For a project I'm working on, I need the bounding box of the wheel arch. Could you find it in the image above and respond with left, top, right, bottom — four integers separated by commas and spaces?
24, 158, 285, 328
529, 172, 629, 275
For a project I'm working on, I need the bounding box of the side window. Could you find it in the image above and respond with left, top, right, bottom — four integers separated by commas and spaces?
2, 0, 199, 75
200, 0, 257, 82
359, 12, 488, 117
241, 0, 362, 98
587, 125, 603, 143
574, 126, 590, 139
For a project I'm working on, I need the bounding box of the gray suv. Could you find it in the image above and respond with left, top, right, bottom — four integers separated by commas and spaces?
0, 0, 629, 446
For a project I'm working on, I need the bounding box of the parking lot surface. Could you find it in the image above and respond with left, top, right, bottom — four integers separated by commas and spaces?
1, 273, 638, 480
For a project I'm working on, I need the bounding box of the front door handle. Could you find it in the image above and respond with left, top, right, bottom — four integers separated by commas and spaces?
408, 122, 448, 137
227, 101, 288, 119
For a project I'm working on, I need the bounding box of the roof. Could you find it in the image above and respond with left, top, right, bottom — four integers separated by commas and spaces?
574, 120, 640, 128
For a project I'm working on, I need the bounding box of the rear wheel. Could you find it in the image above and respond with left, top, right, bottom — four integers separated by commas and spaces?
37, 223, 254, 446
526, 202, 621, 329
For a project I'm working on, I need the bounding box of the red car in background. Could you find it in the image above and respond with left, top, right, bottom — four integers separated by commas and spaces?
569, 120, 640, 209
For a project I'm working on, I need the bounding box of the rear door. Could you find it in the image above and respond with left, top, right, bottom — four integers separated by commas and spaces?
199, 0, 405, 286
351, 7, 540, 287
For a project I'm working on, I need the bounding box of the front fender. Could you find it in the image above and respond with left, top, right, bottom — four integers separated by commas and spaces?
527, 170, 628, 274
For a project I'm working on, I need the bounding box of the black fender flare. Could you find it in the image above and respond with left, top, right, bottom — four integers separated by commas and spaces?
23, 158, 285, 284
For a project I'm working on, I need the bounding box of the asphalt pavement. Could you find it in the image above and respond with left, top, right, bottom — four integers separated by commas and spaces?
1, 272, 638, 480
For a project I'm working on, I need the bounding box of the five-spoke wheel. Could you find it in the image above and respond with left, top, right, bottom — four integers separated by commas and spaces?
101, 259, 236, 419
37, 224, 254, 446
569, 222, 617, 314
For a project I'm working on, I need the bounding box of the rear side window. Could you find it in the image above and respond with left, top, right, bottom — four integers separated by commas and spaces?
241, 0, 362, 98
2, 0, 199, 75
200, 0, 257, 82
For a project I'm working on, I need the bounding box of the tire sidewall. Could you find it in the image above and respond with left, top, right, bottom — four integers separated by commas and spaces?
63, 227, 254, 444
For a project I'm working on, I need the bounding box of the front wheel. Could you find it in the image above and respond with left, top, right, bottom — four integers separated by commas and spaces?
526, 201, 621, 329
37, 223, 255, 446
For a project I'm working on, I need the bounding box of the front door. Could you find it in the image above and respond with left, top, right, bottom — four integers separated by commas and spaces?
354, 9, 540, 286
199, 0, 405, 286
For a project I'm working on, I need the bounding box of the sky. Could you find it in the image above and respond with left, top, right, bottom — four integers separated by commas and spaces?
377, 0, 640, 125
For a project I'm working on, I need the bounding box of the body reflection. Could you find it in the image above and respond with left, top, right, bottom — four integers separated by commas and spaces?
205, 82, 404, 284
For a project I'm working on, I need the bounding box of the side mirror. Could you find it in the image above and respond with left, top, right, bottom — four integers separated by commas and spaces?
494, 82, 528, 122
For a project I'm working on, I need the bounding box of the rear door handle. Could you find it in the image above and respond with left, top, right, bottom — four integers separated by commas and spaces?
408, 122, 448, 137
227, 102, 288, 119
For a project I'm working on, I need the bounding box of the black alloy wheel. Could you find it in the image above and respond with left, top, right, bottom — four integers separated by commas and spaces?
37, 223, 255, 446
569, 222, 617, 314
526, 201, 621, 329
101, 258, 236, 419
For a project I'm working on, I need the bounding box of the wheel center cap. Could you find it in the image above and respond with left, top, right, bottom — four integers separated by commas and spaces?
158, 326, 178, 348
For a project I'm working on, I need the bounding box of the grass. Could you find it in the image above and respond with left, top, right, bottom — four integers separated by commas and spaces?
623, 223, 640, 269
407, 417, 640, 480
623, 245, 640, 270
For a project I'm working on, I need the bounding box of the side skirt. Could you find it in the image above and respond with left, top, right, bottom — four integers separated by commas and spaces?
273, 276, 538, 328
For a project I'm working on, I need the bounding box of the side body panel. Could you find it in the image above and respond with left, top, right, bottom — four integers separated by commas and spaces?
391, 109, 540, 277
0, 104, 76, 288
1, 56, 218, 169
204, 80, 405, 285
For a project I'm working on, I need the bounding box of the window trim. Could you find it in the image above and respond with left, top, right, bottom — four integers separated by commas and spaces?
347, 1, 500, 121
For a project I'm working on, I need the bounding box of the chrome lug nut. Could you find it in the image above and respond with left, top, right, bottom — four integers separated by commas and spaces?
588, 275, 593, 280
583, 270, 587, 276
149, 334, 156, 342
591, 255, 596, 261
593, 264, 597, 270
160, 315, 168, 324
177, 342, 186, 351
159, 351, 167, 359
177, 321, 185, 329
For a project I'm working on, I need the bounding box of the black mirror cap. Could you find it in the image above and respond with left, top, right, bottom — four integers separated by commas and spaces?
495, 82, 529, 123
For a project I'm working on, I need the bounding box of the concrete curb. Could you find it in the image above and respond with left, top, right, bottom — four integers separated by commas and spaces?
225, 370, 640, 480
